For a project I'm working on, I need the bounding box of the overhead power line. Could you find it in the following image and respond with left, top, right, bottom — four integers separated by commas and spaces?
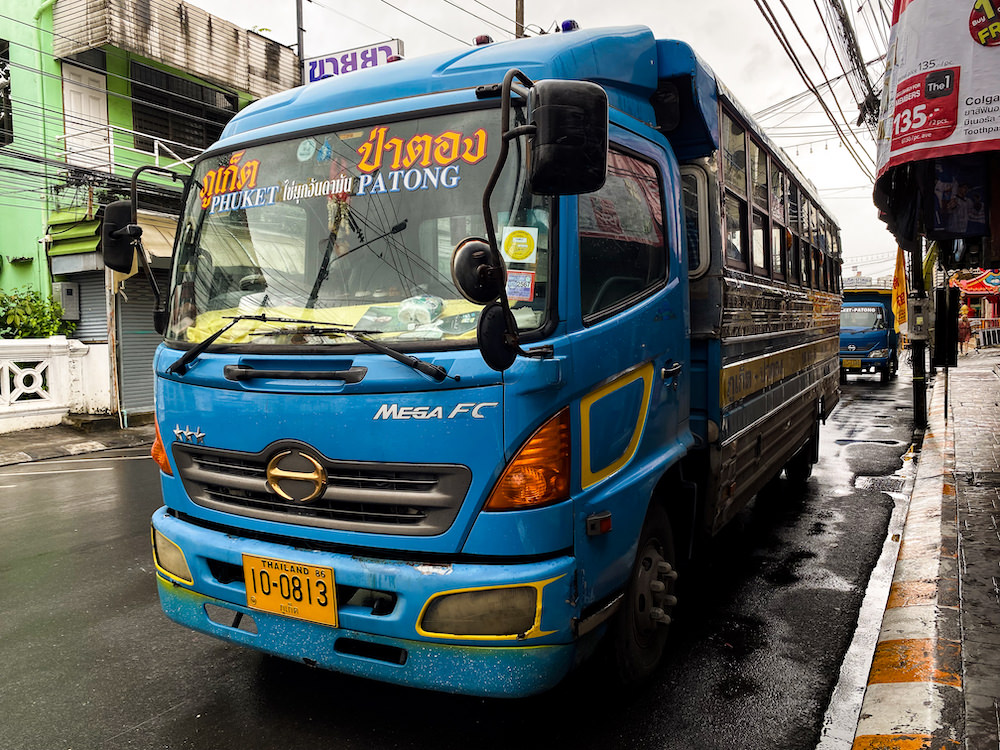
751, 0, 876, 181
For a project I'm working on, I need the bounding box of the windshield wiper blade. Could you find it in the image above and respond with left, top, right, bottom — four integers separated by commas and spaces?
250, 320, 452, 383
167, 313, 318, 376
169, 313, 452, 382
168, 315, 251, 375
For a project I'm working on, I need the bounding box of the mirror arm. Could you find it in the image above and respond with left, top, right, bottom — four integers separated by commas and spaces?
122, 165, 186, 323
479, 69, 547, 361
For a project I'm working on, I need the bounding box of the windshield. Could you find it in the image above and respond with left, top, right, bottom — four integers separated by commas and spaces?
166, 109, 552, 349
840, 306, 884, 330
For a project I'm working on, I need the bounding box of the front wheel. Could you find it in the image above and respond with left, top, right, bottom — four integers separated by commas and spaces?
609, 505, 677, 684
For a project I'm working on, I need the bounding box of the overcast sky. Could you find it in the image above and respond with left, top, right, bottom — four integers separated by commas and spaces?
191, 0, 898, 278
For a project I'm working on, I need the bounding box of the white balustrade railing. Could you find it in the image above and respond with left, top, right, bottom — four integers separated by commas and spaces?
55, 124, 202, 174
0, 337, 110, 434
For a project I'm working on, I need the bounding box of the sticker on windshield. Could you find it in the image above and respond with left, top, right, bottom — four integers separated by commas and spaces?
297, 139, 317, 162
501, 227, 538, 265
506, 270, 535, 302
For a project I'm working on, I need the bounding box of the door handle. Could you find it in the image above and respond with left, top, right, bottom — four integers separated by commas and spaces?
661, 361, 682, 388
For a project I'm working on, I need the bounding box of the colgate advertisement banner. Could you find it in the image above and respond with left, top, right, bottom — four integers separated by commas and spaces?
875, 0, 1000, 177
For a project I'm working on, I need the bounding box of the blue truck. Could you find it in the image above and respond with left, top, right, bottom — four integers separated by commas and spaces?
839, 286, 898, 384
102, 24, 842, 696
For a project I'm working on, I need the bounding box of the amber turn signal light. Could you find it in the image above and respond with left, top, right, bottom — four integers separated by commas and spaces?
151, 421, 173, 475
485, 408, 570, 510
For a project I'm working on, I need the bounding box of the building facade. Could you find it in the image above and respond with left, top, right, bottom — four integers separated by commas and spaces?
0, 0, 299, 424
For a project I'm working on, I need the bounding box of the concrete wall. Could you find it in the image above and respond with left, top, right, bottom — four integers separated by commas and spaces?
0, 336, 112, 434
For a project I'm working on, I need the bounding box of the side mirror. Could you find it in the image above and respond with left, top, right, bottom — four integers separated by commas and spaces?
529, 80, 608, 195
101, 200, 141, 273
477, 301, 518, 372
451, 237, 506, 305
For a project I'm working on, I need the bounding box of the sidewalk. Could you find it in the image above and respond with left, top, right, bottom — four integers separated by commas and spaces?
853, 347, 1000, 749
0, 419, 154, 467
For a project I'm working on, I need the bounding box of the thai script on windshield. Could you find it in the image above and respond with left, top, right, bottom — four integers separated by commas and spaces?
199, 151, 261, 210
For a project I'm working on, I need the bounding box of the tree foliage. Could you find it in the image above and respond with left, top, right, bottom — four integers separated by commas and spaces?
0, 288, 76, 339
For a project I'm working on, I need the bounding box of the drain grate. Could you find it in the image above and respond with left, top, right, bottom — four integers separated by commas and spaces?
855, 475, 906, 493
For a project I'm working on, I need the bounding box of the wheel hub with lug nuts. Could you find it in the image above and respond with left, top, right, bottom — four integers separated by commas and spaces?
633, 542, 679, 638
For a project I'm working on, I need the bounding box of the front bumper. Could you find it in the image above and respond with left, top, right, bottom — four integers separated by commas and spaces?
839, 355, 890, 373
151, 508, 578, 697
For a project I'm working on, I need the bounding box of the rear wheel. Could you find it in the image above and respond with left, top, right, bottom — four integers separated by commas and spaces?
610, 505, 677, 684
785, 406, 819, 483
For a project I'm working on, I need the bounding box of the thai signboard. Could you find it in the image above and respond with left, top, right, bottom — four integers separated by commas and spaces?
875, 0, 1000, 178
303, 40, 403, 84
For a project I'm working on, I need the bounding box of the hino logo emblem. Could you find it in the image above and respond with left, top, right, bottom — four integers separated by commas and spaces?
266, 449, 328, 504
847, 344, 857, 351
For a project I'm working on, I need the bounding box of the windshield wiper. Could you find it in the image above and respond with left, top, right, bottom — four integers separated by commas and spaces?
307, 219, 408, 308
167, 314, 350, 376
249, 316, 453, 382
169, 313, 453, 382
167, 314, 265, 375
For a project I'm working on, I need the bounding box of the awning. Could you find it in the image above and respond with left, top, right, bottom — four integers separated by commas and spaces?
47, 207, 100, 257
46, 208, 177, 262
949, 270, 1000, 296
136, 210, 178, 261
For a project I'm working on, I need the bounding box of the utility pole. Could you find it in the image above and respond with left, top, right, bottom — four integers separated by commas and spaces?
904, 234, 928, 434
515, 0, 524, 38
296, 0, 306, 83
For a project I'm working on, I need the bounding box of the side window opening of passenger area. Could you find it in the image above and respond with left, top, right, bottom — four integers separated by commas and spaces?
579, 151, 666, 320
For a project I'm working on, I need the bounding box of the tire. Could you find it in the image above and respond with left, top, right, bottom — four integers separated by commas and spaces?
785, 445, 813, 482
880, 367, 890, 384
785, 409, 819, 483
839, 368, 848, 385
609, 505, 676, 685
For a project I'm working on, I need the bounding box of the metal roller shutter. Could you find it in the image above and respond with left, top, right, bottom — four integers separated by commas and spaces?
117, 270, 168, 422
72, 271, 109, 343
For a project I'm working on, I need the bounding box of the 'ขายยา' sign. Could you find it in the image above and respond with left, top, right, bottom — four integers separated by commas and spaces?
303, 40, 403, 84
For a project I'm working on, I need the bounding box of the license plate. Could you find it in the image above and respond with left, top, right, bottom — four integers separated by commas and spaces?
242, 554, 338, 627
842, 359, 862, 368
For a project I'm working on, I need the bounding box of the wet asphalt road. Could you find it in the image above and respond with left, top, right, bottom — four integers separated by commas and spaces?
0, 371, 913, 750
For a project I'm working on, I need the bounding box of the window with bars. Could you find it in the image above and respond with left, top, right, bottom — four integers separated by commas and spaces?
130, 62, 238, 158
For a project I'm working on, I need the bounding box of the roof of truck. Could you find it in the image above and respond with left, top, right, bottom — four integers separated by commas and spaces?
220, 25, 665, 143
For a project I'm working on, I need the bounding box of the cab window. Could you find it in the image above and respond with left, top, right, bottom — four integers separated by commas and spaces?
579, 150, 666, 321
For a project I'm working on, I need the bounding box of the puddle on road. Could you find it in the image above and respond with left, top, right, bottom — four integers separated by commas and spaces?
835, 439, 902, 446
854, 475, 906, 493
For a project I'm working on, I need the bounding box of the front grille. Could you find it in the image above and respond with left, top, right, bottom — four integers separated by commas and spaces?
173, 442, 471, 536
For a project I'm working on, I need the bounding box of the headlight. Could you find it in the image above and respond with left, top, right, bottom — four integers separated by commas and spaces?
419, 586, 538, 637
152, 527, 193, 584
869, 348, 890, 358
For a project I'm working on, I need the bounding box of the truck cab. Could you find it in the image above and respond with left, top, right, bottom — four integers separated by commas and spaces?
839, 288, 898, 383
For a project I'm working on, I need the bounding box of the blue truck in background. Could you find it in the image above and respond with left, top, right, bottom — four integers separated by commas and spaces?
839, 283, 898, 384
101, 24, 843, 697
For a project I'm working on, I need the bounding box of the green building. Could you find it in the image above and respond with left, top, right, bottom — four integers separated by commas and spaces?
0, 0, 298, 421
